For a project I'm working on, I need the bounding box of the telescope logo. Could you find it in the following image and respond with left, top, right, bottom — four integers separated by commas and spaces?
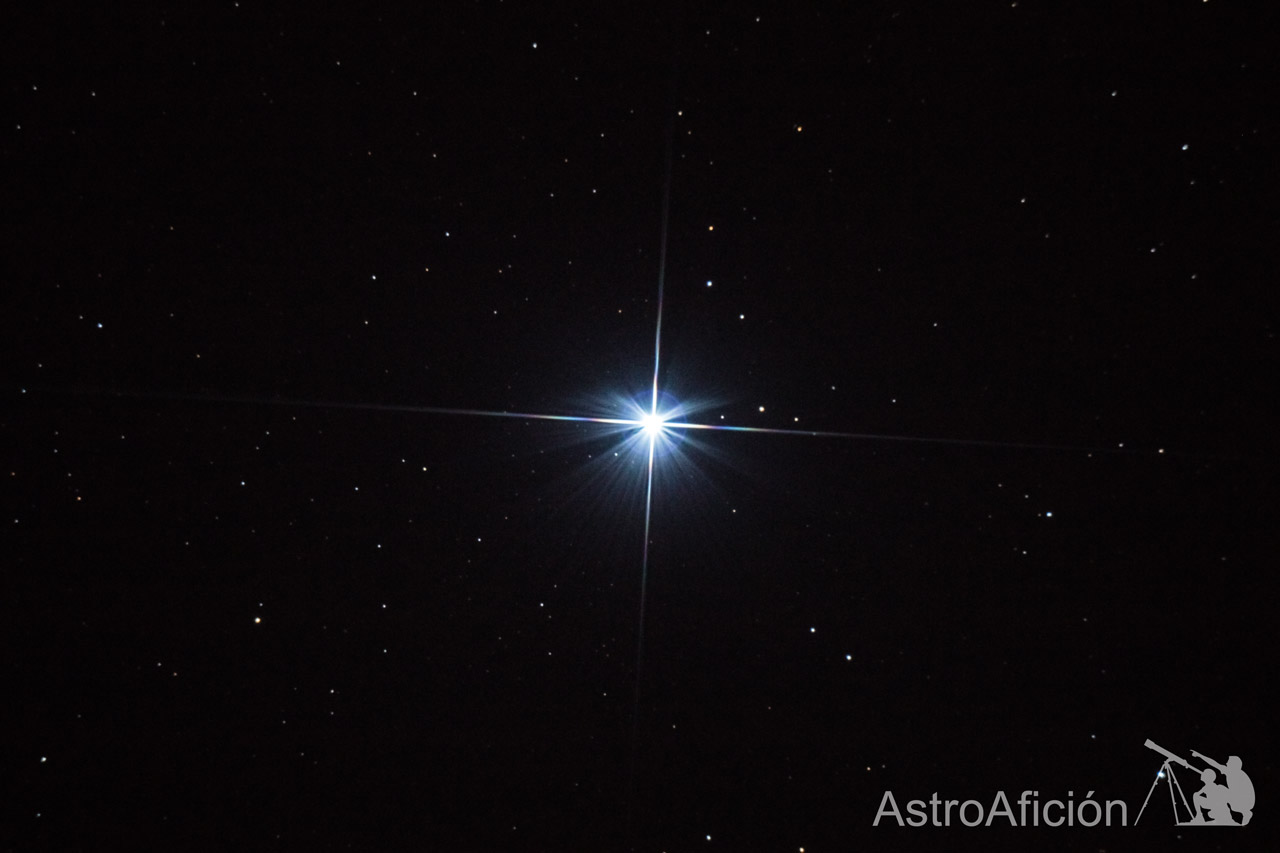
1137, 739, 1254, 826
871, 739, 1255, 830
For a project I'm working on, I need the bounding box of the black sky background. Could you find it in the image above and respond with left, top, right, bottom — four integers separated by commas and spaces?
4, 2, 1278, 850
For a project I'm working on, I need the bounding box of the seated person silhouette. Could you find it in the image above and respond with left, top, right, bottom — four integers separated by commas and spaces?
1191, 751, 1254, 825
1191, 769, 1234, 825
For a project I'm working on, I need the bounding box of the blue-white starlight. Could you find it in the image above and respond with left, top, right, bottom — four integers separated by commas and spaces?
640, 411, 666, 437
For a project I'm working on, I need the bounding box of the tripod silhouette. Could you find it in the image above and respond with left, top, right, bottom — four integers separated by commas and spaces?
1136, 753, 1194, 826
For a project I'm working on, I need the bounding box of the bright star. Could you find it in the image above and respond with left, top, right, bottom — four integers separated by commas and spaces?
640, 412, 666, 436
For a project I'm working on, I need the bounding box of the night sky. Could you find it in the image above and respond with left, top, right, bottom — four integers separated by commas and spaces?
5, 2, 1277, 850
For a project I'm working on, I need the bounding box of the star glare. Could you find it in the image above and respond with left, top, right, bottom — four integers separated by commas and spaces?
640, 411, 667, 437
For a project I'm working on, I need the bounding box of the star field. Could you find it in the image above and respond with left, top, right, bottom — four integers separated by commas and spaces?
4, 3, 1277, 850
